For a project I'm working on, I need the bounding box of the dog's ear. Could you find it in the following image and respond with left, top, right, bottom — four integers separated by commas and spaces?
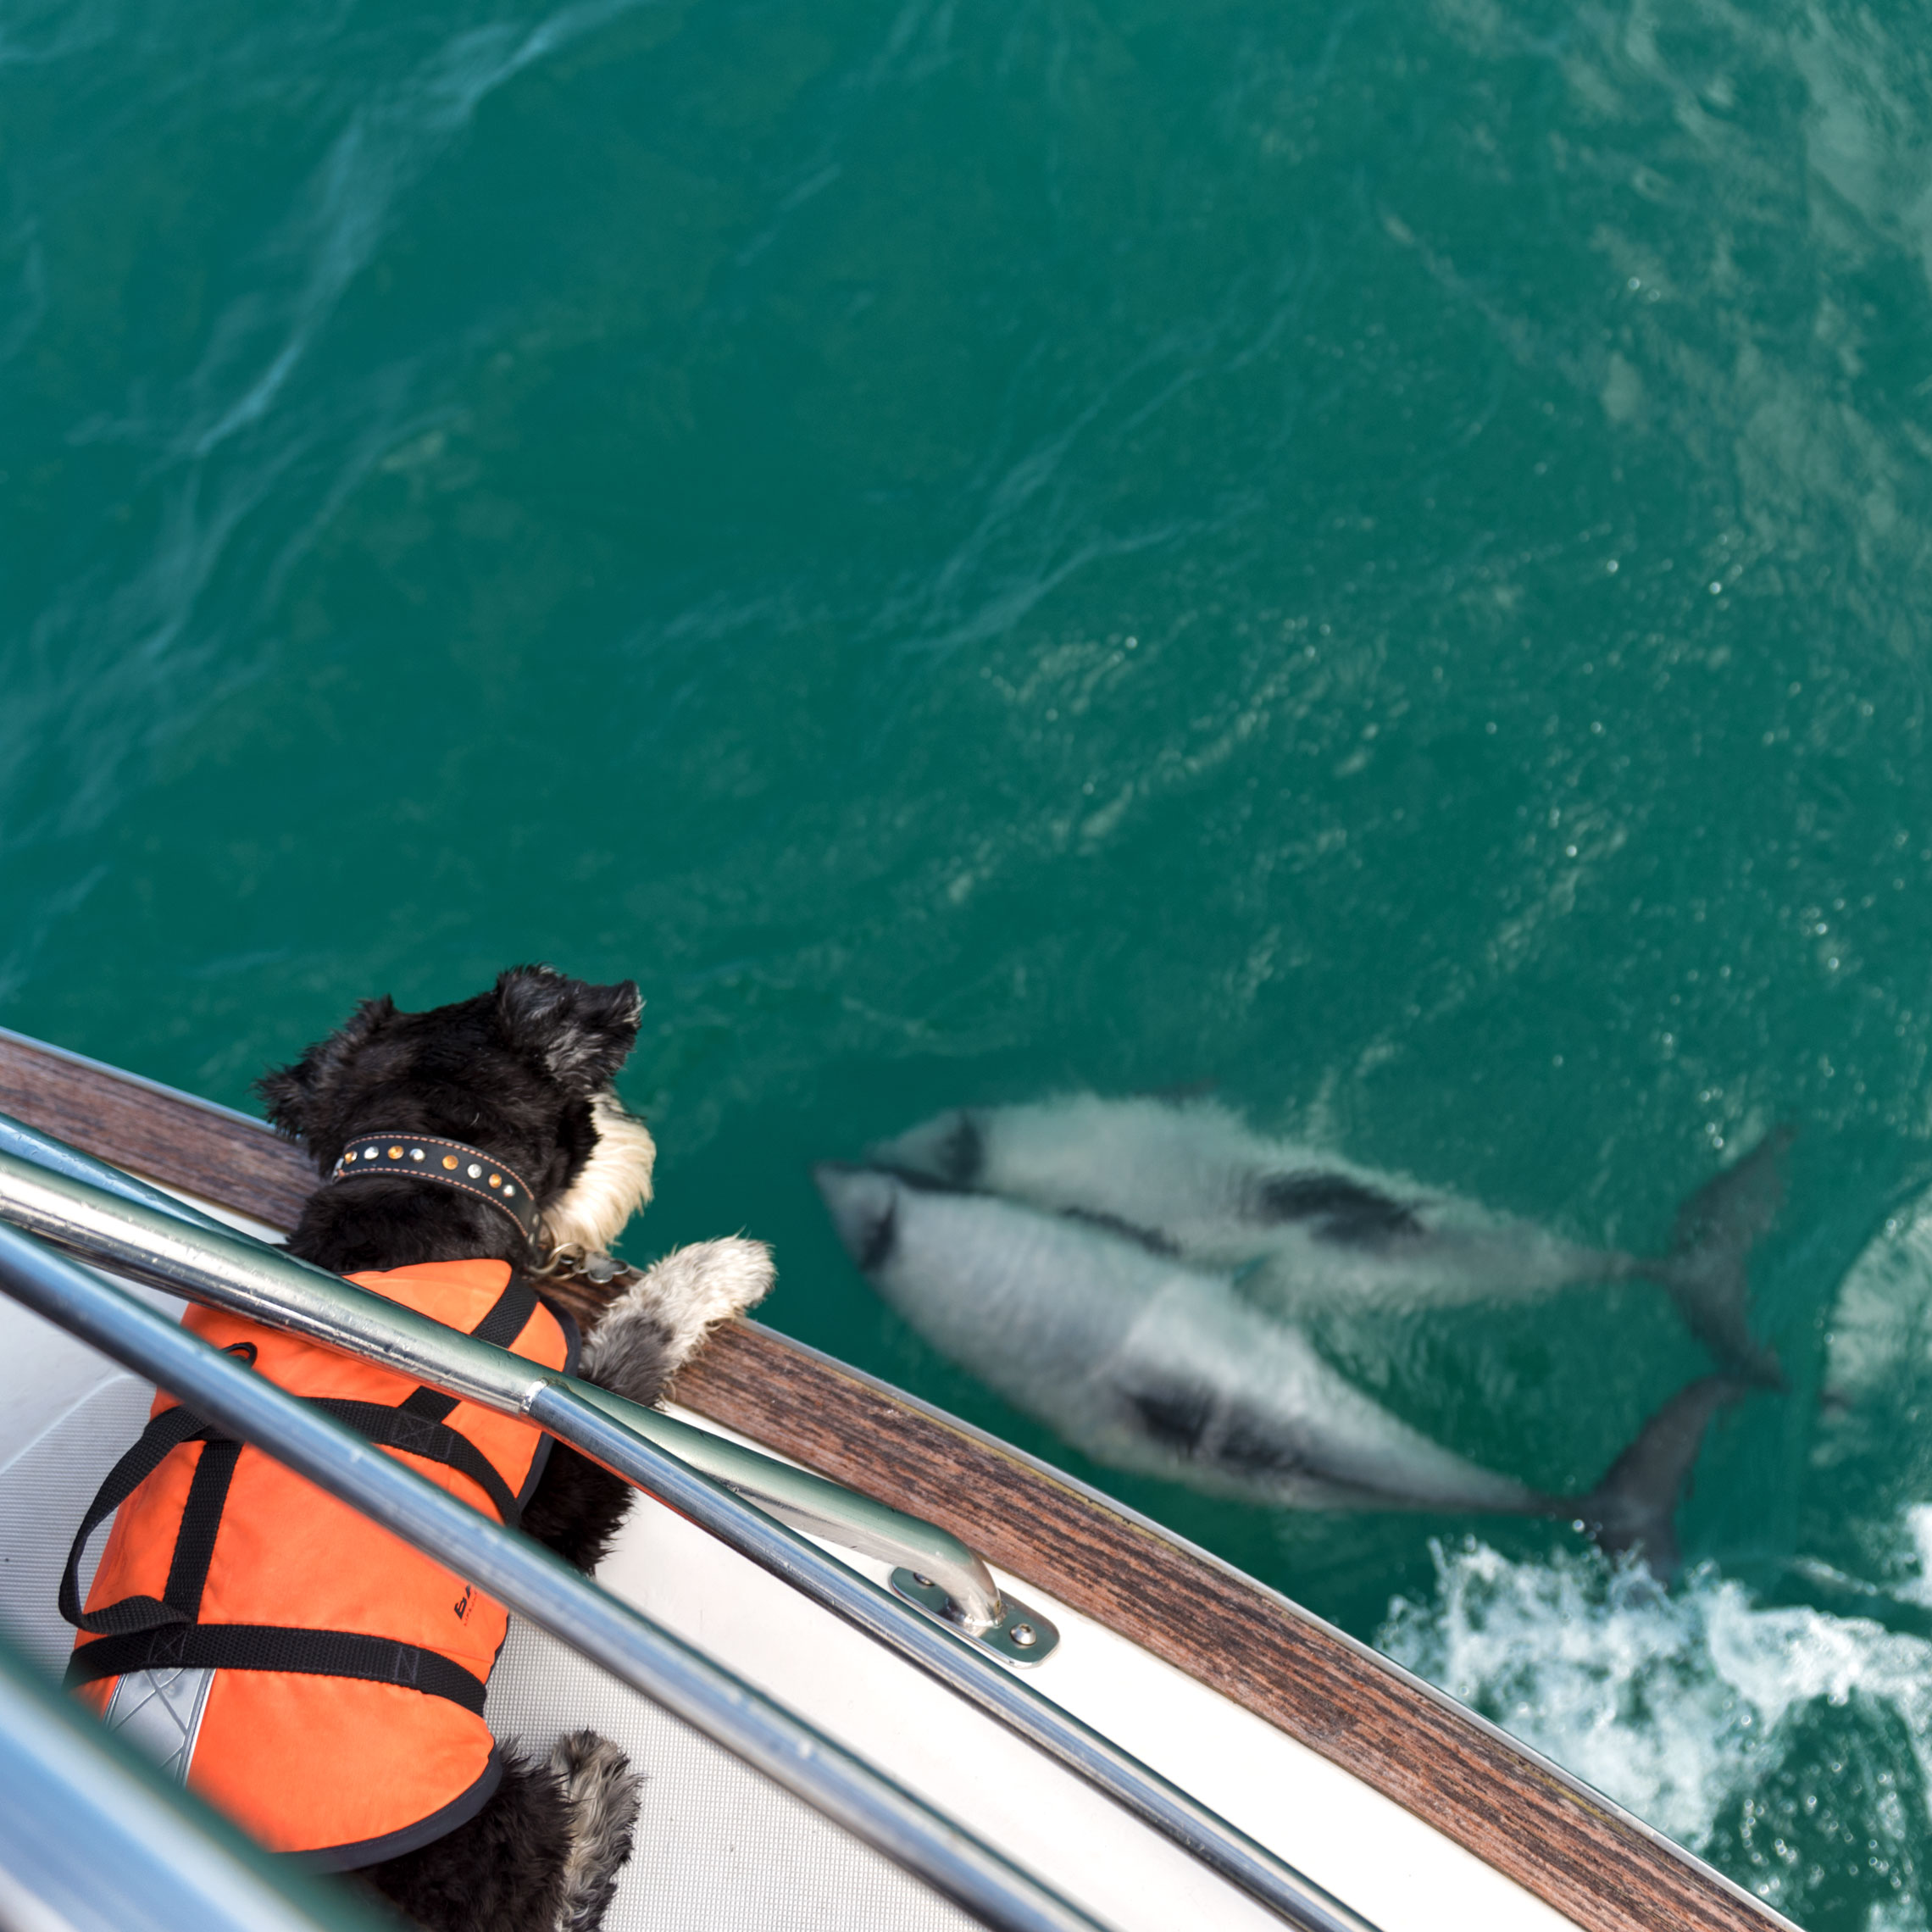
493, 966, 642, 1093
256, 995, 399, 1139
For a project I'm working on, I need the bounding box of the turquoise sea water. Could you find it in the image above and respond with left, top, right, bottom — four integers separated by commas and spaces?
10, 2, 1932, 1921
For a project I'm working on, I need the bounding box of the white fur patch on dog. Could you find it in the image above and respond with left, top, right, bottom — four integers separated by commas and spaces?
543, 1091, 657, 1260
549, 1729, 641, 1932
580, 1238, 774, 1396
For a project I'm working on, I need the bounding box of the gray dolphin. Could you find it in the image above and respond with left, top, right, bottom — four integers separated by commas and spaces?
870, 1096, 1788, 1387
815, 1163, 1742, 1574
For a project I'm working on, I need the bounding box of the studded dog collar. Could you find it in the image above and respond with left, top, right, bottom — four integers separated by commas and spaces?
328, 1134, 541, 1242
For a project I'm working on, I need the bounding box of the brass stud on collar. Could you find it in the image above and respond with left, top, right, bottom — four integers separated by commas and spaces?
442, 1155, 458, 1170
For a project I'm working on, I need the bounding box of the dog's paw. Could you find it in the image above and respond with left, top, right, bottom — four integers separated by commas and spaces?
550, 1729, 641, 1932
643, 1235, 775, 1330
579, 1238, 774, 1402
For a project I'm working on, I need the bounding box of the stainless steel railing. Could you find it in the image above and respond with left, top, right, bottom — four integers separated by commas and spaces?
0, 1629, 388, 1932
0, 1220, 1109, 1932
0, 1115, 1378, 1932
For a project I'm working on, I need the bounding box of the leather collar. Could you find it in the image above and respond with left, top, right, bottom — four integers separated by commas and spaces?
326, 1134, 541, 1242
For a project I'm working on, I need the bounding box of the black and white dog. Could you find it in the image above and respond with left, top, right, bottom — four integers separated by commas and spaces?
258, 966, 771, 1932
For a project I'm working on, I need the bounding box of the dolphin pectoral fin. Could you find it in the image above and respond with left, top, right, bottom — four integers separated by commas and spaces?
1119, 1379, 1319, 1485
1575, 1374, 1747, 1579
1653, 1126, 1793, 1388
1213, 1405, 1321, 1481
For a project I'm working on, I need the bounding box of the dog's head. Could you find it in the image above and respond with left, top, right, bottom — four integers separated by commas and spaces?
258, 965, 657, 1262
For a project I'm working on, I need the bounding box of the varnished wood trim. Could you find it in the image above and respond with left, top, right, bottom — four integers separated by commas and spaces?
0, 1028, 1790, 1932
0, 1029, 316, 1227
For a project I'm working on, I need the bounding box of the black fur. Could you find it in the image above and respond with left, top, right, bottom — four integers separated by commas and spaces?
353, 1732, 640, 1932
517, 1444, 636, 1577
355, 1749, 575, 1932
257, 968, 660, 1932
259, 968, 643, 1277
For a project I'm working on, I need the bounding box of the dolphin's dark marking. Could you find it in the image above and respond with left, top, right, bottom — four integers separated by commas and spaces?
871, 1162, 1189, 1257
1124, 1380, 1313, 1479
1123, 1380, 1216, 1453
1063, 1207, 1183, 1257
1214, 1406, 1315, 1480
1250, 1172, 1427, 1246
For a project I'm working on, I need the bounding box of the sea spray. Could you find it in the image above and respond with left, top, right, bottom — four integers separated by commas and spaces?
1380, 1541, 1932, 1927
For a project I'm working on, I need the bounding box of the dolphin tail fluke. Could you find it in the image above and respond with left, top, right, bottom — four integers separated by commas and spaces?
1653, 1126, 1792, 1389
1576, 1374, 1746, 1578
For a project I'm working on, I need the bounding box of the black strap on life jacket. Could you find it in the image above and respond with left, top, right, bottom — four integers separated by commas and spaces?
61, 1274, 540, 1712
64, 1624, 489, 1713
58, 1391, 244, 1635
392, 1271, 536, 1427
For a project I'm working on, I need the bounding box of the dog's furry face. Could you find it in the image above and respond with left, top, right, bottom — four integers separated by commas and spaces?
258, 966, 656, 1267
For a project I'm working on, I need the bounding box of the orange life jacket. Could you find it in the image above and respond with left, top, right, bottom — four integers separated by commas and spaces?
64, 1260, 574, 1868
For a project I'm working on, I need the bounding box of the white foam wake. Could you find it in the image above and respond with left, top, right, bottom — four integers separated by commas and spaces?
1380, 1541, 1932, 1926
